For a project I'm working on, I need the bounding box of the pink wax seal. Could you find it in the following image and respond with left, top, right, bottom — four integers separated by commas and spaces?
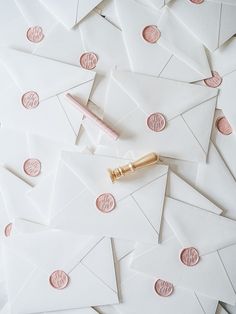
80, 52, 98, 70
4, 223, 13, 237
147, 113, 166, 132
23, 159, 41, 177
216, 116, 233, 135
154, 279, 174, 297
180, 247, 200, 266
142, 25, 161, 44
204, 71, 222, 88
190, 0, 204, 3
21, 91, 39, 109
96, 193, 116, 213
26, 26, 44, 43
49, 270, 69, 290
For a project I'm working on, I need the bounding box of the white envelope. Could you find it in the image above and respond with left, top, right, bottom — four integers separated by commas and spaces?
115, 0, 211, 82
98, 249, 218, 314
34, 11, 130, 110
0, 128, 79, 186
0, 48, 95, 144
29, 150, 221, 243
132, 196, 236, 304
168, 0, 236, 52
99, 70, 217, 162
3, 230, 118, 313
196, 141, 236, 220
39, 0, 104, 29
202, 37, 236, 133
49, 151, 169, 243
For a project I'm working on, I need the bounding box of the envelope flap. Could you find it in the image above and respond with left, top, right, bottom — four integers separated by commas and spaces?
112, 71, 217, 120
82, 237, 117, 292
158, 7, 211, 76
40, 0, 78, 29
169, 0, 221, 51
5, 230, 93, 272
0, 167, 44, 223
167, 170, 222, 215
77, 0, 104, 25
62, 151, 169, 201
164, 197, 236, 254
0, 48, 95, 100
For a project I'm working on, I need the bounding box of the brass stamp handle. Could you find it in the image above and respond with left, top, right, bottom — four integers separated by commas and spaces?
108, 153, 159, 183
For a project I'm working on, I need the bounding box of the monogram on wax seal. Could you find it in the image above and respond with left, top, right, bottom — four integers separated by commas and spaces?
21, 91, 39, 109
23, 159, 41, 177
204, 71, 222, 88
216, 116, 233, 135
27, 26, 44, 43
142, 25, 161, 43
80, 52, 98, 70
154, 279, 174, 297
96, 193, 116, 213
49, 270, 69, 290
180, 247, 200, 266
147, 113, 166, 132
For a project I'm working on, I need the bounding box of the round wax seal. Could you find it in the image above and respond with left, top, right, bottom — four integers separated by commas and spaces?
180, 247, 200, 266
147, 113, 166, 132
80, 52, 98, 70
216, 116, 233, 135
21, 91, 39, 109
27, 26, 44, 43
96, 193, 116, 213
49, 270, 69, 290
204, 71, 222, 88
4, 223, 13, 237
142, 25, 161, 43
190, 0, 204, 3
23, 159, 41, 177
154, 279, 174, 297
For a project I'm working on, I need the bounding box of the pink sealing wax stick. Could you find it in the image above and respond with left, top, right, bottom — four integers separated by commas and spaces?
66, 93, 119, 140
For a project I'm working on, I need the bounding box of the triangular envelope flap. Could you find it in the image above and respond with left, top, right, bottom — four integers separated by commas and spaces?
182, 97, 216, 154
62, 151, 169, 201
112, 71, 217, 120
82, 237, 117, 292
131, 237, 183, 284
77, 0, 104, 24
0, 167, 44, 223
40, 0, 78, 29
164, 197, 236, 254
132, 172, 168, 237
167, 170, 222, 215
5, 230, 92, 272
158, 7, 211, 77
169, 1, 220, 51
13, 264, 118, 313
0, 49, 95, 100
219, 4, 236, 47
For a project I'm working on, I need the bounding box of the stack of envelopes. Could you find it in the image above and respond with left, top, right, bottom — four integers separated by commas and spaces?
0, 1, 235, 314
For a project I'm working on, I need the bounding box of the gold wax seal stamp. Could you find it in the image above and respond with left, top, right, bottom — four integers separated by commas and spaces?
108, 152, 159, 183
